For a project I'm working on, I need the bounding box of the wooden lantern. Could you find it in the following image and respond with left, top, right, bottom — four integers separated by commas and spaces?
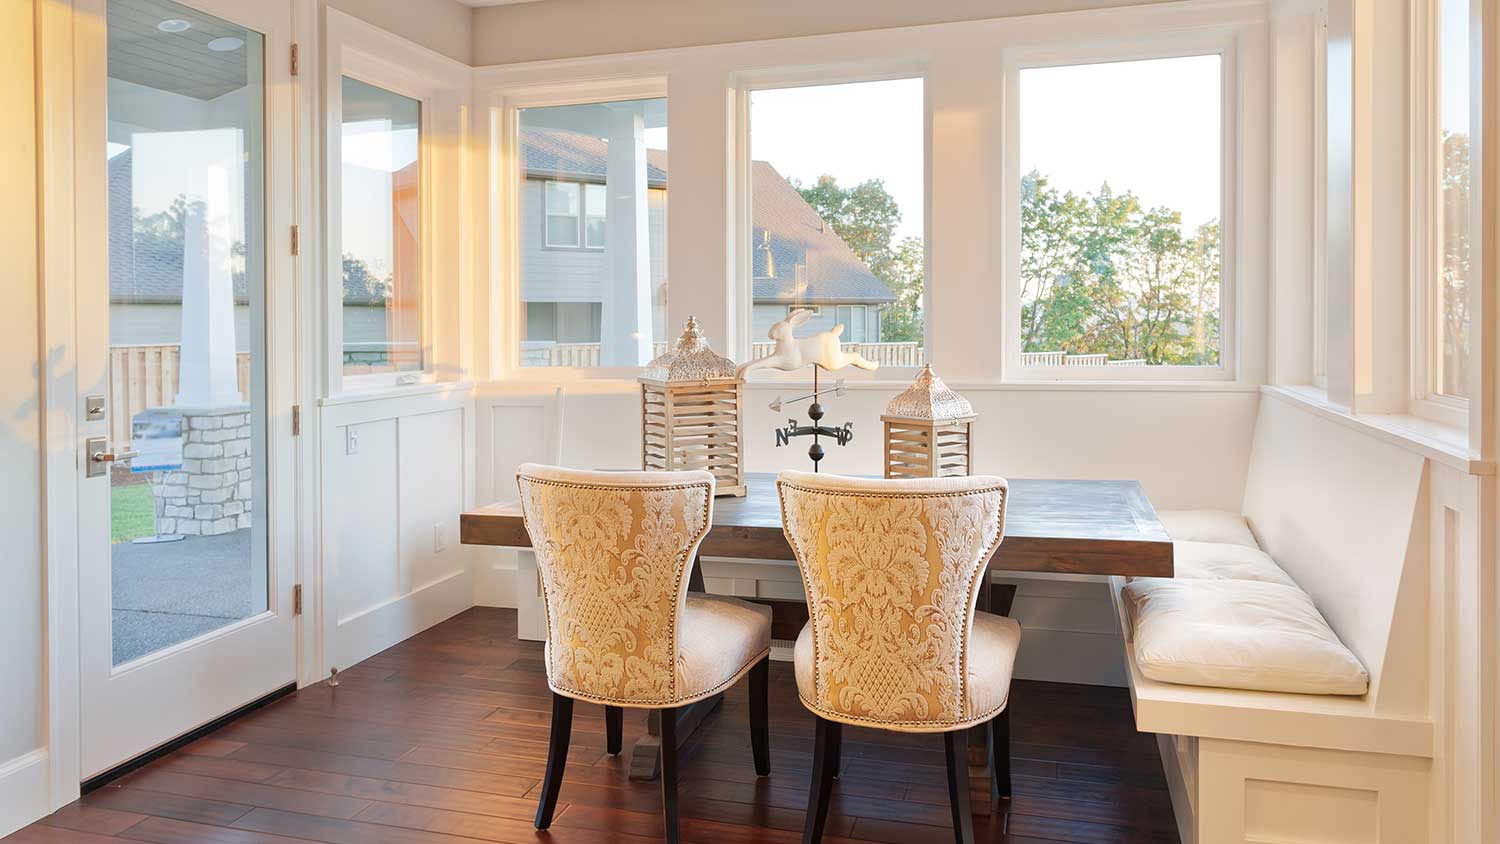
640, 317, 747, 497
882, 364, 975, 479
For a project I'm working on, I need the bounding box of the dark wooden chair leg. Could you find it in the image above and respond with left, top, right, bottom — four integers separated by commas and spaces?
944, 729, 975, 844
605, 705, 623, 756
749, 657, 771, 775
803, 716, 840, 844
534, 693, 573, 829
829, 716, 842, 779
660, 707, 681, 844
991, 708, 1012, 800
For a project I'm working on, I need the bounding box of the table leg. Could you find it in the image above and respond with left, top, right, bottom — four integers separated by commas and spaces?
968, 578, 1019, 813
629, 554, 722, 782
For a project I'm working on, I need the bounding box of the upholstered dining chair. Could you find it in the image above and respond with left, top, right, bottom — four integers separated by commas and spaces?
777, 471, 1021, 844
516, 464, 773, 844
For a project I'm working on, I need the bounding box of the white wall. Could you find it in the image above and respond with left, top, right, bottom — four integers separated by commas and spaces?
0, 0, 48, 834
324, 0, 473, 65
470, 0, 1185, 65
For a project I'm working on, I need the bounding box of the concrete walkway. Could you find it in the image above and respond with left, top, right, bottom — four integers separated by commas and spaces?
111, 529, 263, 665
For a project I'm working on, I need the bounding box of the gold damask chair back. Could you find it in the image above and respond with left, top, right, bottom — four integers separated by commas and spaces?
777, 470, 1020, 844
517, 464, 772, 844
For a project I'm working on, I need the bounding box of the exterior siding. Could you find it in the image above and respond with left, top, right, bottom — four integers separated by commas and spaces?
752, 303, 882, 343
519, 178, 667, 309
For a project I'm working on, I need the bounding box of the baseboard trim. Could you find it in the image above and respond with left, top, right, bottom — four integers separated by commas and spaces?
80, 681, 295, 795
0, 749, 50, 838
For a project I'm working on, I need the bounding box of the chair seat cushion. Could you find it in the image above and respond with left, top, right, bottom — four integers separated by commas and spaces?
676, 594, 772, 701
793, 611, 1022, 726
1157, 509, 1259, 548
1172, 541, 1299, 587
1122, 578, 1369, 696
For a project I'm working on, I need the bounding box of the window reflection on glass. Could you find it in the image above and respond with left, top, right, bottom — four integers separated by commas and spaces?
105, 0, 267, 665
1438, 0, 1471, 398
1020, 56, 1222, 369
341, 76, 421, 375
519, 98, 668, 367
749, 79, 925, 368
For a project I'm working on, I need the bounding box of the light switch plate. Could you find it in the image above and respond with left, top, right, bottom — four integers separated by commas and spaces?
345, 426, 359, 455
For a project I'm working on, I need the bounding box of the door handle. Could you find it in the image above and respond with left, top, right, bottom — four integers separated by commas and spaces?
85, 436, 138, 477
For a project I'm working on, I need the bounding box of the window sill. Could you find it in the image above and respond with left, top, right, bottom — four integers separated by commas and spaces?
1262, 385, 1491, 476
320, 379, 476, 408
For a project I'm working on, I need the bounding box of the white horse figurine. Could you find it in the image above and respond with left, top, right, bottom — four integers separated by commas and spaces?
736, 308, 879, 376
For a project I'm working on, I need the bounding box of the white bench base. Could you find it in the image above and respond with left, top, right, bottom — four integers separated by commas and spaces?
1112, 577, 1432, 844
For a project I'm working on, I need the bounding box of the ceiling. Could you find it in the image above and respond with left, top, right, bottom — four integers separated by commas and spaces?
454, 0, 548, 6
107, 0, 256, 101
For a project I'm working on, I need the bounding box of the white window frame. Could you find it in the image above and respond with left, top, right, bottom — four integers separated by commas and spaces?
1002, 32, 1241, 382
490, 77, 668, 379
324, 11, 468, 395
1409, 0, 1475, 427
735, 63, 930, 382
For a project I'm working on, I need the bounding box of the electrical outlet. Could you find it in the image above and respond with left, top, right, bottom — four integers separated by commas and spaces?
345, 426, 359, 455
434, 522, 448, 553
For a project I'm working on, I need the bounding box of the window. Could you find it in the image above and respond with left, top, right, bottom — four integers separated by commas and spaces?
544, 181, 581, 247
585, 184, 607, 248
1433, 0, 1472, 399
748, 78, 924, 368
340, 76, 422, 375
1018, 55, 1224, 372
518, 97, 667, 367
836, 305, 870, 342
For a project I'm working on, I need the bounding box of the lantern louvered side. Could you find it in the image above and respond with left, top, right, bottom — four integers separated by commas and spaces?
641, 381, 747, 496
883, 420, 972, 479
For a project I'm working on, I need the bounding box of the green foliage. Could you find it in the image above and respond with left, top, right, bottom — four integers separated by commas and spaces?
1020, 170, 1221, 365
796, 175, 922, 344
1440, 131, 1471, 395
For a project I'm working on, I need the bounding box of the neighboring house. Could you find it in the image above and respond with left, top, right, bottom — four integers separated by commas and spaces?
520, 127, 893, 346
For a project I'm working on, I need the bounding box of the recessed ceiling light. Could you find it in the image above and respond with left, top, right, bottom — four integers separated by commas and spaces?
157, 19, 191, 33
207, 36, 244, 52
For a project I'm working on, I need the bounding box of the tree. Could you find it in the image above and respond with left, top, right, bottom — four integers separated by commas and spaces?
795, 175, 923, 345
880, 236, 924, 343
1019, 171, 1221, 366
795, 174, 903, 276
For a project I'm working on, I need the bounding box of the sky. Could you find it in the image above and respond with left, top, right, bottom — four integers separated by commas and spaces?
751, 78, 925, 242
1020, 54, 1222, 231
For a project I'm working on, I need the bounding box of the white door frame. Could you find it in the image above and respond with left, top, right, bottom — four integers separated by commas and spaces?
36, 0, 316, 807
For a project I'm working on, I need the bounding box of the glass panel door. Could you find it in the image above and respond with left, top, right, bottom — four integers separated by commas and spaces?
80, 0, 295, 779
105, 0, 267, 666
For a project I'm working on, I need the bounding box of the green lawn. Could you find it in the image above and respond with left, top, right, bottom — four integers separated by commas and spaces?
112, 483, 157, 543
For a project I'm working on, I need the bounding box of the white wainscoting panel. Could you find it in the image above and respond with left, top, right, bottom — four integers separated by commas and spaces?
320, 388, 475, 673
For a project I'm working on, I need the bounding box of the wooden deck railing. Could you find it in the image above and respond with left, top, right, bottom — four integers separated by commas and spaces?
107, 345, 250, 444
1021, 351, 1148, 368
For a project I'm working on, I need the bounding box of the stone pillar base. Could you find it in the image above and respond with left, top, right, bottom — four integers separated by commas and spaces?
150, 404, 253, 537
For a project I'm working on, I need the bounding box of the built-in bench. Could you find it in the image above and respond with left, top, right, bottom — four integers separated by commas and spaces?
1109, 397, 1433, 844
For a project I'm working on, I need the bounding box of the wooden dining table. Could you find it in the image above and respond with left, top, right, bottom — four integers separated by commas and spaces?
461, 472, 1174, 785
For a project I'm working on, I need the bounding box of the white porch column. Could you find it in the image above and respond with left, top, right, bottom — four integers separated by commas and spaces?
600, 104, 654, 366
175, 163, 243, 407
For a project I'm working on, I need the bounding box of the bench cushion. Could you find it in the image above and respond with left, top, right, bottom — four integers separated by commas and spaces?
1123, 578, 1369, 696
1157, 509, 1259, 548
1173, 541, 1299, 588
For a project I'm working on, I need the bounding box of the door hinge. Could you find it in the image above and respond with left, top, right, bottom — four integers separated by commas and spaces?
290, 225, 299, 256
291, 404, 301, 436
293, 584, 303, 615
290, 43, 299, 77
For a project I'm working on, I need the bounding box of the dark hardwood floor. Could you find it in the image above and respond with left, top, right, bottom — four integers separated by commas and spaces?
8, 608, 1180, 844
